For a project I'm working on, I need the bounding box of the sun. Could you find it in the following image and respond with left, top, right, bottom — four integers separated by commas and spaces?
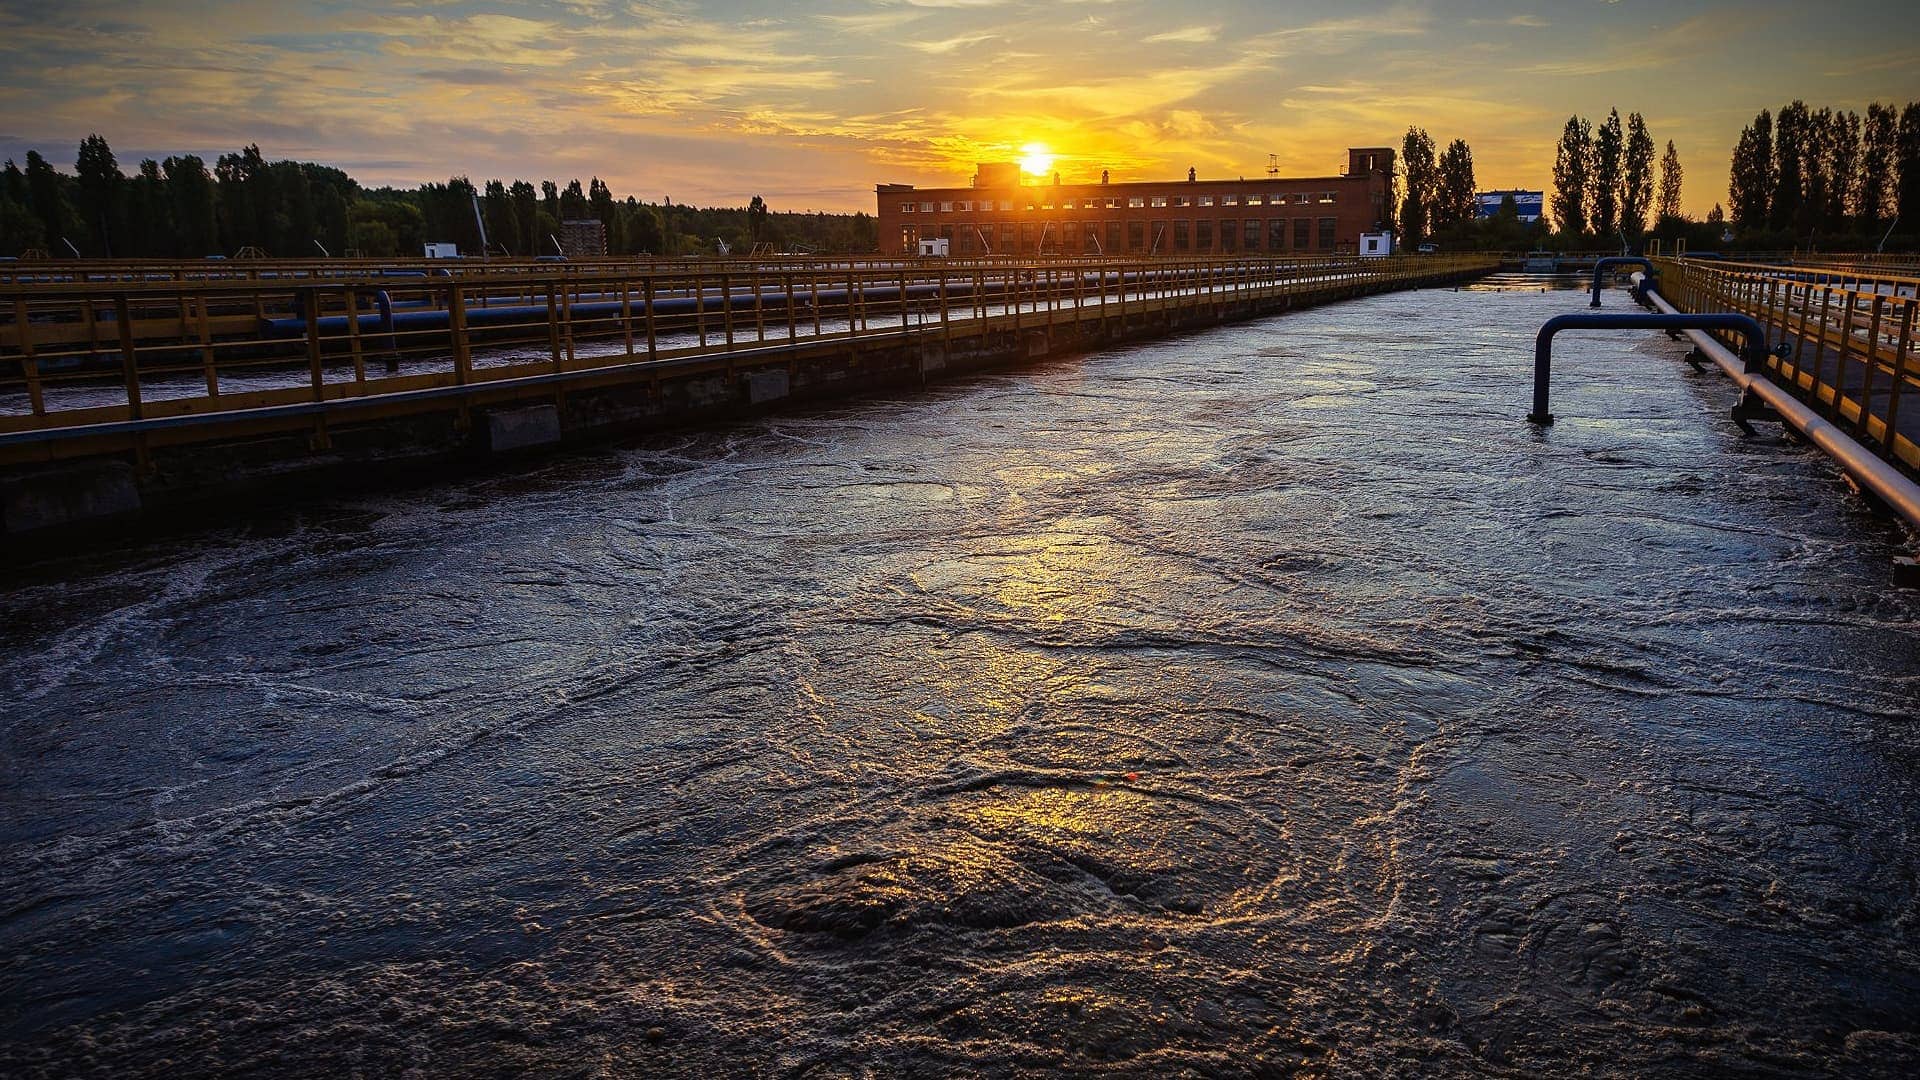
1018, 143, 1055, 177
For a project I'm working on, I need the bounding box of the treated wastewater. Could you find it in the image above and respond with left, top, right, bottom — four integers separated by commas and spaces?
3, 279, 1919, 1077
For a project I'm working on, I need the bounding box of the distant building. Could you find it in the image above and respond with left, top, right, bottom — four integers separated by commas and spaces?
1475, 190, 1544, 223
559, 218, 608, 258
876, 147, 1397, 256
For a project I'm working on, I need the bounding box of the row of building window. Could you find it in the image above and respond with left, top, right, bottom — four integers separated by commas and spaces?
900, 192, 1339, 213
902, 217, 1341, 254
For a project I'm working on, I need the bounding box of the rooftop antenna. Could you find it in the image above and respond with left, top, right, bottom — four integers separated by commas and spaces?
1267, 153, 1279, 179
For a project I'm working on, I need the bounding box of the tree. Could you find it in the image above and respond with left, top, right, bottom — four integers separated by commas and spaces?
1399, 126, 1437, 245
1898, 103, 1920, 231
560, 179, 587, 220
1620, 113, 1655, 236
163, 155, 219, 256
1656, 140, 1683, 224
1434, 139, 1476, 228
24, 150, 74, 253
73, 134, 124, 256
1552, 115, 1592, 236
1706, 204, 1725, 226
1590, 109, 1623, 239
1772, 100, 1809, 232
747, 195, 769, 247
1860, 102, 1898, 229
509, 180, 538, 254
1828, 110, 1860, 232
1729, 110, 1773, 231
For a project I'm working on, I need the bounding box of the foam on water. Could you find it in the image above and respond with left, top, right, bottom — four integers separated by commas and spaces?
2, 281, 1918, 1077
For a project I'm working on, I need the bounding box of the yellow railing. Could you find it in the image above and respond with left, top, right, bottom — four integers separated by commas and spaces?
1653, 256, 1920, 473
1, 255, 1495, 441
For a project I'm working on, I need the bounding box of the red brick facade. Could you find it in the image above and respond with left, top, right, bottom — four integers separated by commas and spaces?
877, 148, 1395, 257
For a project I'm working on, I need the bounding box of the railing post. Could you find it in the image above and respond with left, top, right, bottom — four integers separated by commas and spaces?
448, 283, 471, 385
301, 288, 325, 401
11, 296, 45, 417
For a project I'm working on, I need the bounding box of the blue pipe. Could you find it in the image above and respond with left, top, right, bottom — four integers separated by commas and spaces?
1528, 311, 1768, 424
1589, 257, 1657, 307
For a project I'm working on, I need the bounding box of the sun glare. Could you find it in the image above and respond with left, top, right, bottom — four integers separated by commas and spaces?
1018, 143, 1054, 176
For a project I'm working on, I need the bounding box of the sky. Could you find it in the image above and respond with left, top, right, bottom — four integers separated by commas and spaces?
0, 0, 1915, 216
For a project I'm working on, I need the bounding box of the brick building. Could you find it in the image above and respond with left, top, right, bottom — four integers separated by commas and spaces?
876, 148, 1395, 257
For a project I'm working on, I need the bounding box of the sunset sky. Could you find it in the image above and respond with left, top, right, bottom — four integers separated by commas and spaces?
1, 0, 1914, 216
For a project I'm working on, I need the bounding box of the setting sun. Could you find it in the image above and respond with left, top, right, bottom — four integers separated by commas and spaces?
1018, 143, 1055, 177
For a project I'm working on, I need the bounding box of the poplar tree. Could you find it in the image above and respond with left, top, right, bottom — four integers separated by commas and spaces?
1399, 127, 1437, 245
1432, 140, 1476, 228
1656, 140, 1683, 224
1728, 110, 1773, 231
1860, 103, 1897, 228
1590, 109, 1623, 238
1897, 103, 1920, 229
1772, 101, 1808, 232
1620, 113, 1655, 236
1551, 116, 1592, 237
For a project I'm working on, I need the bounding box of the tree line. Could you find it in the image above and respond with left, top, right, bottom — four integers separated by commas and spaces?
1551, 109, 1673, 243
0, 136, 878, 259
1396, 127, 1479, 248
1727, 101, 1920, 247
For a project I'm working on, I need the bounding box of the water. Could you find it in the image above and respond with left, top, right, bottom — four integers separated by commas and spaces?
3, 279, 1918, 1077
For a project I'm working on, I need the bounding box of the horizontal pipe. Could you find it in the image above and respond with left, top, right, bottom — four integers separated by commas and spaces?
1635, 271, 1920, 533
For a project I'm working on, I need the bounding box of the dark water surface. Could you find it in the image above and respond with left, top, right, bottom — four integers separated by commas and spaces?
4, 280, 1919, 1077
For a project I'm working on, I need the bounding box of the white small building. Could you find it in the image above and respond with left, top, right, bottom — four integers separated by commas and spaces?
917, 237, 950, 257
422, 242, 460, 259
1359, 231, 1394, 257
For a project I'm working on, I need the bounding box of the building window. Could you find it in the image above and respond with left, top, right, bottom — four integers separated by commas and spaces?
1041, 200, 1054, 210
1196, 219, 1214, 251
1221, 194, 1238, 206
1267, 218, 1285, 249
1083, 220, 1102, 252
1150, 195, 1168, 207
1126, 221, 1145, 251
1318, 217, 1336, 248
1062, 199, 1075, 209
938, 201, 952, 213
998, 200, 1012, 211
902, 203, 915, 213
1220, 219, 1237, 253
1245, 194, 1263, 206
1173, 195, 1190, 207
1019, 222, 1035, 252
1174, 219, 1190, 251
1060, 221, 1077, 252
1293, 217, 1310, 248
1000, 223, 1016, 248
1149, 220, 1168, 253
1317, 192, 1335, 204
920, 201, 934, 212
955, 200, 971, 212
1127, 196, 1145, 208
1105, 197, 1120, 209
1105, 220, 1122, 253
1243, 219, 1261, 251
1197, 195, 1214, 207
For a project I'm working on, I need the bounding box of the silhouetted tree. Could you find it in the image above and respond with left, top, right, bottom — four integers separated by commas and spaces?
1590, 109, 1623, 239
1620, 113, 1655, 236
1860, 102, 1897, 229
1399, 127, 1437, 245
1656, 140, 1682, 224
1434, 140, 1476, 228
1552, 116, 1593, 236
1772, 101, 1809, 232
1729, 110, 1773, 231
1898, 103, 1920, 230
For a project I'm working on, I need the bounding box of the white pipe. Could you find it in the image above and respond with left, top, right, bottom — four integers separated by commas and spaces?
1636, 271, 1920, 530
